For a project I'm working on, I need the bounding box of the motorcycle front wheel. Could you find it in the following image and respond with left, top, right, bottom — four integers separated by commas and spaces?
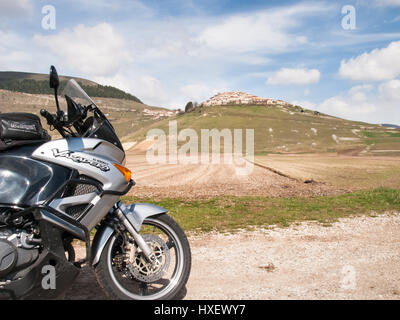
94, 214, 191, 300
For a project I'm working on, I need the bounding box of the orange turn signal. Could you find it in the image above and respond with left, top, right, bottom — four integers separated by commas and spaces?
114, 163, 132, 182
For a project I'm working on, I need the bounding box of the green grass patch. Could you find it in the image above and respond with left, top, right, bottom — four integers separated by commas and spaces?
122, 104, 390, 154
122, 188, 400, 233
361, 131, 400, 138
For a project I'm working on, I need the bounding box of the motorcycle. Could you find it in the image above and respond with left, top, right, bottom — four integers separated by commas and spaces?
0, 66, 191, 300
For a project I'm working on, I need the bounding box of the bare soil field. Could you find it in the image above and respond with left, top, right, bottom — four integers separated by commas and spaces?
64, 213, 400, 300
254, 154, 400, 190
124, 152, 344, 199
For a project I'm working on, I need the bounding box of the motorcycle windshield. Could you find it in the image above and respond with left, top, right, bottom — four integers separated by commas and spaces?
62, 79, 124, 151
61, 79, 96, 107
89, 111, 124, 150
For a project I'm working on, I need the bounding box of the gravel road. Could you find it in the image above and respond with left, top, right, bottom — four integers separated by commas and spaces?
64, 213, 400, 300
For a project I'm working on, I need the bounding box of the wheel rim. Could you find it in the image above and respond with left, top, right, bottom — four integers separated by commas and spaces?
106, 217, 185, 300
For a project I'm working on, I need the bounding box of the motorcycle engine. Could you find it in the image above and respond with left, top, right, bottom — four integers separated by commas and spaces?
0, 214, 40, 281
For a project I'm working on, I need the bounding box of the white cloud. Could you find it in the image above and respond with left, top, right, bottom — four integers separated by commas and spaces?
94, 73, 171, 107
34, 23, 132, 77
291, 100, 316, 109
131, 75, 169, 107
339, 41, 400, 81
65, 2, 333, 107
0, 31, 33, 70
93, 74, 134, 95
392, 15, 400, 22
267, 68, 321, 85
375, 0, 400, 6
179, 84, 218, 103
123, 2, 332, 72
0, 0, 32, 17
319, 81, 400, 124
68, 0, 152, 14
195, 3, 330, 55
379, 79, 400, 101
319, 85, 377, 120
323, 31, 400, 48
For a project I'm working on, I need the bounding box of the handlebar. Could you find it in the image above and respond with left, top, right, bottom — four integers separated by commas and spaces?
40, 109, 55, 126
40, 109, 67, 138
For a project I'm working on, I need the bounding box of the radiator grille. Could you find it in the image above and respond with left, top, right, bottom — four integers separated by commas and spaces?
63, 175, 100, 197
61, 175, 102, 219
65, 204, 89, 219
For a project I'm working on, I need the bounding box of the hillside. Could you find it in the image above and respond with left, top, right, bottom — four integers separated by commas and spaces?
0, 71, 180, 139
0, 89, 174, 139
124, 93, 400, 156
0, 71, 142, 103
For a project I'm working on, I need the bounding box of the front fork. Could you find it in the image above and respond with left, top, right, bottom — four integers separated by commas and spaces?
91, 201, 168, 267
113, 203, 157, 263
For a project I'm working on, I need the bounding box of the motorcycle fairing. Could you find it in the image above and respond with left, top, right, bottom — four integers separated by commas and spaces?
31, 137, 128, 231
0, 144, 71, 207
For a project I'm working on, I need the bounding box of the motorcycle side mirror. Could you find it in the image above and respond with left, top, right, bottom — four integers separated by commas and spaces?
49, 65, 60, 90
49, 65, 61, 115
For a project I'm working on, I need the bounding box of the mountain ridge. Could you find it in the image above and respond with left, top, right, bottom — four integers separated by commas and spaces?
0, 71, 143, 103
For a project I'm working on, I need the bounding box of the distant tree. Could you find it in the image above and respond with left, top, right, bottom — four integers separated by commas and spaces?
185, 101, 194, 113
0, 79, 143, 103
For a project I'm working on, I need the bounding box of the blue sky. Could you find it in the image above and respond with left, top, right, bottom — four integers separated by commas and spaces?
1, 0, 400, 124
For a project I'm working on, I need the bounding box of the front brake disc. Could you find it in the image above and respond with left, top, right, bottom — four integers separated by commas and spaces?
126, 234, 170, 283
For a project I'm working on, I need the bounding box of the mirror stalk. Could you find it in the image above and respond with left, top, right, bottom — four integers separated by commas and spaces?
54, 87, 62, 118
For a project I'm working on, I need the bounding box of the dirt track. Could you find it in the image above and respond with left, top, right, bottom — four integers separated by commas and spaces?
64, 213, 400, 300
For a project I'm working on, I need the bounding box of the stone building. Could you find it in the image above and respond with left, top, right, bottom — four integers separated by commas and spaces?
202, 91, 291, 107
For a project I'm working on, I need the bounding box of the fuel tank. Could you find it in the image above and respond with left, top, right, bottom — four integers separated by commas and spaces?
0, 143, 71, 206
